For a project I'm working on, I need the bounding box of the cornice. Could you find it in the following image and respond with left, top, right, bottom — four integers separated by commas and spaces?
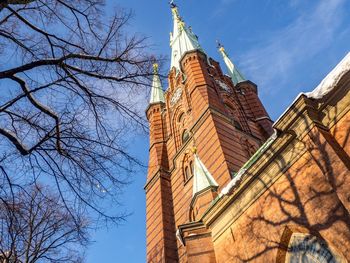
145, 101, 165, 118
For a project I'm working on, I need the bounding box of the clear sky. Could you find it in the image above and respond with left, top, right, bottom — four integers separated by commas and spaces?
86, 0, 350, 262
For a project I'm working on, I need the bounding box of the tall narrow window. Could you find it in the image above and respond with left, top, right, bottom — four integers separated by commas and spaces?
184, 166, 190, 181
189, 161, 194, 176
182, 153, 193, 183
182, 130, 189, 144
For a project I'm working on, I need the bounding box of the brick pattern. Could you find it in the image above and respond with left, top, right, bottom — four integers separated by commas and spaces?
146, 175, 178, 262
186, 233, 217, 263
146, 103, 178, 263
146, 50, 274, 262
212, 126, 350, 262
191, 190, 218, 221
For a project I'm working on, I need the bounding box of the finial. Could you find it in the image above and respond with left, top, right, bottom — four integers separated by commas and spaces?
169, 2, 205, 71
191, 146, 197, 154
169, 0, 176, 8
171, 4, 185, 31
170, 2, 180, 19
217, 40, 225, 53
153, 63, 159, 74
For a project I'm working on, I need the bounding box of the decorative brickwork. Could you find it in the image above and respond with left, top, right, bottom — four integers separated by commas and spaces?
146, 46, 272, 263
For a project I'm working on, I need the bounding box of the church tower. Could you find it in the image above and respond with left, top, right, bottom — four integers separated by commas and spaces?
145, 4, 273, 262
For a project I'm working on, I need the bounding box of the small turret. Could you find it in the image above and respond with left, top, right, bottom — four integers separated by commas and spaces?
190, 147, 219, 221
218, 43, 245, 85
146, 63, 167, 179
218, 44, 274, 137
145, 64, 177, 263
192, 151, 219, 197
149, 63, 165, 104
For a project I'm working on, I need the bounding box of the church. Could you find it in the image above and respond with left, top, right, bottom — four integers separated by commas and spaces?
145, 4, 350, 262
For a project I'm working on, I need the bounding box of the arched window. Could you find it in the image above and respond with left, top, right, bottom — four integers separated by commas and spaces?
225, 103, 249, 132
182, 130, 189, 144
182, 153, 193, 183
178, 112, 184, 123
226, 103, 243, 131
234, 119, 242, 130
226, 103, 238, 117
285, 233, 342, 263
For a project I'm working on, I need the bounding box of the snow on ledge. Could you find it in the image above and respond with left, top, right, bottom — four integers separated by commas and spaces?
305, 52, 350, 99
220, 131, 277, 196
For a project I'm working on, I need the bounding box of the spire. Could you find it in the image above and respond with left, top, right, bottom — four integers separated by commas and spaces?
150, 63, 165, 104
218, 43, 245, 85
170, 3, 204, 72
192, 148, 218, 197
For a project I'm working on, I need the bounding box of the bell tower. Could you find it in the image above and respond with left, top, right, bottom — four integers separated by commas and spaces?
145, 4, 273, 262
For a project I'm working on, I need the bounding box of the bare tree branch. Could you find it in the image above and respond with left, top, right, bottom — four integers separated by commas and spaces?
0, 185, 87, 263
0, 0, 158, 246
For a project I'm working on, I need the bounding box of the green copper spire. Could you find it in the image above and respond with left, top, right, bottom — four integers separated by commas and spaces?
170, 4, 204, 72
150, 63, 165, 104
218, 44, 245, 85
192, 149, 219, 197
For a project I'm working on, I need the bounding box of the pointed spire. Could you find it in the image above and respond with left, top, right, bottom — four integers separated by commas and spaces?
170, 3, 204, 72
150, 63, 165, 104
218, 43, 245, 85
191, 147, 218, 197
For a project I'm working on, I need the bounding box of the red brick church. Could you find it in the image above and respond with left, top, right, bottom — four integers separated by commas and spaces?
145, 4, 350, 262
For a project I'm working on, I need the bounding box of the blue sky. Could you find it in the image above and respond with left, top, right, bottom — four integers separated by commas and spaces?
87, 0, 350, 262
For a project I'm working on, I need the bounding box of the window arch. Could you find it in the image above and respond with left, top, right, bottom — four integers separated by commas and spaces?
224, 99, 253, 134
172, 109, 186, 149
226, 103, 238, 117
178, 112, 184, 122
225, 103, 243, 131
285, 233, 342, 263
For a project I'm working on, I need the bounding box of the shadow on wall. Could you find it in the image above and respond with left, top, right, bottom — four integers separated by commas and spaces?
222, 98, 350, 262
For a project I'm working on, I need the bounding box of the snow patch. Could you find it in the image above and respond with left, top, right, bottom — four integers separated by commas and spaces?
220, 168, 247, 196
220, 131, 277, 196
305, 52, 350, 99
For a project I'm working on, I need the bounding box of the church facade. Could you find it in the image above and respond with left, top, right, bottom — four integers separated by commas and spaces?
145, 4, 350, 263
